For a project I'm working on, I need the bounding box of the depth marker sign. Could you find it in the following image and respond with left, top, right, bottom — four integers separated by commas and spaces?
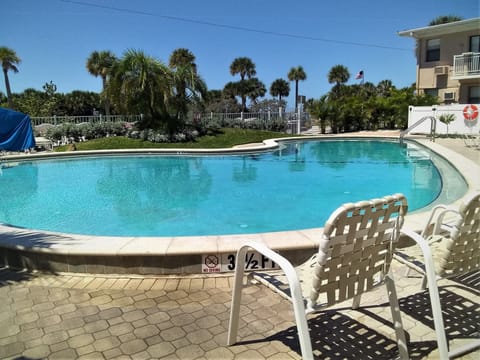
202, 252, 278, 273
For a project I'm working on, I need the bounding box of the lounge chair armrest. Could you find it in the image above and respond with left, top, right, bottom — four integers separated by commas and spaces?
421, 204, 455, 236
400, 228, 434, 265
432, 208, 461, 235
228, 242, 313, 358
400, 227, 452, 357
421, 205, 446, 236
235, 242, 304, 302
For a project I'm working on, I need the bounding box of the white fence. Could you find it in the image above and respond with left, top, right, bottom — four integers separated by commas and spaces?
30, 111, 311, 134
30, 114, 143, 126
200, 110, 310, 134
407, 104, 480, 135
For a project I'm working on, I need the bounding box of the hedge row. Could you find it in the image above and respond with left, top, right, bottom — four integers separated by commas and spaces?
37, 117, 288, 144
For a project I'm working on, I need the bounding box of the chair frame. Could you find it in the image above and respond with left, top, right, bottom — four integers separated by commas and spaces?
228, 195, 409, 360
462, 133, 480, 148
400, 228, 480, 359
398, 192, 480, 359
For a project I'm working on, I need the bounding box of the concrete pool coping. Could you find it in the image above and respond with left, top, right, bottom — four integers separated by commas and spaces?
1, 134, 479, 274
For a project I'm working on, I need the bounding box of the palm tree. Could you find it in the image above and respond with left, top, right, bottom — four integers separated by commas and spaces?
246, 78, 266, 105
270, 79, 290, 101
168, 48, 207, 126
0, 46, 21, 109
86, 50, 117, 115
376, 79, 394, 97
107, 49, 172, 128
287, 66, 307, 111
328, 64, 350, 87
229, 57, 257, 111
328, 65, 350, 99
169, 48, 197, 72
230, 57, 256, 81
429, 15, 463, 26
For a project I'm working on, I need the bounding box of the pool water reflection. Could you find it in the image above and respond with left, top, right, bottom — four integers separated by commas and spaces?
0, 139, 466, 236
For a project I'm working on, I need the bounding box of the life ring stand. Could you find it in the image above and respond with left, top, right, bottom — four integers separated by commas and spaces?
463, 104, 479, 121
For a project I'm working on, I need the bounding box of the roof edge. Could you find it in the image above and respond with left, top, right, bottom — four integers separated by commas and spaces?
398, 17, 480, 38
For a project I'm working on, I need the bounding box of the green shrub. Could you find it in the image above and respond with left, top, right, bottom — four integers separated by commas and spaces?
44, 121, 130, 142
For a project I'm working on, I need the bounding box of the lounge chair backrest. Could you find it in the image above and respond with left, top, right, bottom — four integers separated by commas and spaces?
437, 192, 480, 276
309, 194, 408, 307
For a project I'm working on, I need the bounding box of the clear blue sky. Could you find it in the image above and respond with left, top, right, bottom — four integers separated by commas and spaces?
2, 0, 479, 110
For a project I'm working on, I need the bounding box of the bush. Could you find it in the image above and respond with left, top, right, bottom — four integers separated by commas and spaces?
45, 126, 63, 141
125, 128, 201, 143
44, 121, 130, 143
43, 116, 286, 145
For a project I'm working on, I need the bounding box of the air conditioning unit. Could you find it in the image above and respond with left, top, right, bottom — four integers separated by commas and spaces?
435, 66, 449, 75
443, 92, 455, 101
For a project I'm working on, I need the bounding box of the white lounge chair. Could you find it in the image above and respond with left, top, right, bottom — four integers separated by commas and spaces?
397, 192, 480, 359
462, 133, 480, 148
228, 194, 409, 360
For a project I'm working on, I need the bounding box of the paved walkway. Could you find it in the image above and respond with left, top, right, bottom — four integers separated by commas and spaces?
1, 260, 478, 359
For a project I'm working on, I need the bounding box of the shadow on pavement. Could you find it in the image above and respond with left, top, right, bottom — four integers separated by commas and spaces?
238, 310, 437, 359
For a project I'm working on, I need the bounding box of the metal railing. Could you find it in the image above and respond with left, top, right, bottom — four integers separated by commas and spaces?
200, 110, 293, 122
30, 114, 143, 126
400, 116, 436, 144
30, 111, 311, 135
452, 52, 480, 79
200, 111, 310, 134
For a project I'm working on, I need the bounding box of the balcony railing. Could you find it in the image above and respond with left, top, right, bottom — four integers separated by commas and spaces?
452, 52, 480, 79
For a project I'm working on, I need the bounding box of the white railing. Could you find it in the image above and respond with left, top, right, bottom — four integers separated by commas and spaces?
201, 110, 289, 122
200, 111, 309, 123
400, 115, 436, 144
452, 52, 480, 79
31, 111, 311, 135
200, 110, 310, 134
30, 114, 143, 126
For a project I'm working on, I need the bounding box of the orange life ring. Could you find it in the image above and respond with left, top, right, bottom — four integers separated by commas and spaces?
463, 104, 479, 121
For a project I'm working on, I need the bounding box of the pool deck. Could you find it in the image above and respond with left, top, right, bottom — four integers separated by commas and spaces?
0, 133, 479, 359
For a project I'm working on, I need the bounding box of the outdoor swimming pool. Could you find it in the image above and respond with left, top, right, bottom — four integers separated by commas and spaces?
0, 139, 467, 237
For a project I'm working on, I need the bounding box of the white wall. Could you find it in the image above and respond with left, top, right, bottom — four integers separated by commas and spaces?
407, 104, 480, 135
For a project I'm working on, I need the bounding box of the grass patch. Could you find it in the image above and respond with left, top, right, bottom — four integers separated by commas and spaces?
55, 128, 293, 151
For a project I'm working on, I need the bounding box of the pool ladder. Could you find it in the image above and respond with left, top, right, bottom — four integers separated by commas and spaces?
399, 116, 437, 145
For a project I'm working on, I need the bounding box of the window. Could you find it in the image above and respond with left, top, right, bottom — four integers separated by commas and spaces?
468, 86, 480, 104
426, 39, 440, 62
470, 36, 480, 53
424, 88, 439, 98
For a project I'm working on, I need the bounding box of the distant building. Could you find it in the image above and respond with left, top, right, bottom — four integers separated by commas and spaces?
399, 17, 480, 104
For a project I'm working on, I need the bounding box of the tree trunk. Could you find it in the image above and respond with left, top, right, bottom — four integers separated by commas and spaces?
102, 76, 110, 116
3, 69, 13, 109
294, 80, 299, 112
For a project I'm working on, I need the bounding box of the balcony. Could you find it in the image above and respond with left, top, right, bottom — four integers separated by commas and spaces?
451, 52, 480, 80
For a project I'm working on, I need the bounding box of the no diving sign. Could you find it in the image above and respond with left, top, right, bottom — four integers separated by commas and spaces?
202, 254, 221, 273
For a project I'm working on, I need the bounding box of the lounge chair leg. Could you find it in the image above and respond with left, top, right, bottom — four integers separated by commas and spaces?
227, 247, 248, 346
420, 275, 428, 290
352, 295, 361, 309
385, 272, 409, 360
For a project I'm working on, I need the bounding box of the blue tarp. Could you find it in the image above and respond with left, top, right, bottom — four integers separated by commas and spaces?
0, 108, 35, 151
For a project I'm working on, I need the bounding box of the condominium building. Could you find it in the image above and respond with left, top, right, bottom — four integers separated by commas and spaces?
399, 17, 480, 104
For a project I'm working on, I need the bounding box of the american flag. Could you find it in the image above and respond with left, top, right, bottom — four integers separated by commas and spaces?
355, 70, 364, 79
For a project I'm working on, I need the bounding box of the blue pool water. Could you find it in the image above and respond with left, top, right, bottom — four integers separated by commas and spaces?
0, 139, 467, 236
